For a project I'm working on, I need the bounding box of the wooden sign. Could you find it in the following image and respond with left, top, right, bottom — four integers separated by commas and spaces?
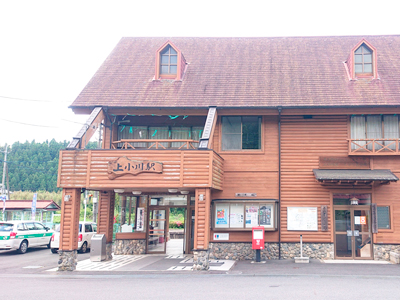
108, 157, 162, 179
321, 205, 328, 231
319, 157, 370, 169
371, 203, 378, 233
235, 193, 257, 197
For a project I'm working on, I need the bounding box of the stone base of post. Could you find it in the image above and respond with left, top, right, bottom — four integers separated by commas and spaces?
105, 243, 113, 261
58, 250, 78, 271
193, 249, 210, 270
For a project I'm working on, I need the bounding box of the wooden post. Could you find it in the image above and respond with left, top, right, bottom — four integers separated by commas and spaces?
194, 188, 211, 249
97, 190, 115, 243
59, 188, 81, 251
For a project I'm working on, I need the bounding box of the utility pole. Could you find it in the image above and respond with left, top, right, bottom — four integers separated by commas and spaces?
1, 144, 8, 195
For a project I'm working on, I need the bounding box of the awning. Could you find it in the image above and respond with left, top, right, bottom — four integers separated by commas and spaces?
313, 169, 399, 185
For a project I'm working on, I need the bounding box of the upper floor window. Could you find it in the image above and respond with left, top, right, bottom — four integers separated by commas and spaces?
354, 44, 373, 75
221, 116, 261, 151
350, 115, 399, 150
160, 45, 177, 75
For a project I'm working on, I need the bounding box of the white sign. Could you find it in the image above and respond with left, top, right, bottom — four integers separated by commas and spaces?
287, 207, 318, 231
213, 233, 229, 240
136, 207, 144, 231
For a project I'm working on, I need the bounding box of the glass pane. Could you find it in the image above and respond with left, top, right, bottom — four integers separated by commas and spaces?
355, 64, 363, 73
333, 194, 371, 206
230, 203, 244, 228
259, 205, 273, 228
222, 133, 241, 150
245, 205, 259, 228
354, 54, 362, 63
364, 54, 372, 63
148, 209, 166, 253
160, 46, 170, 55
161, 65, 169, 74
335, 210, 352, 258
161, 55, 169, 64
355, 234, 371, 258
364, 64, 372, 73
170, 55, 177, 64
242, 116, 261, 149
222, 117, 241, 134
362, 45, 371, 53
170, 47, 177, 54
170, 65, 177, 74
335, 210, 350, 232
355, 46, 362, 54
377, 206, 390, 229
215, 204, 229, 228
354, 210, 370, 233
150, 195, 187, 206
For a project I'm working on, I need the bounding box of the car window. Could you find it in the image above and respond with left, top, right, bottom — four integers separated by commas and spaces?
54, 224, 60, 232
0, 223, 13, 232
92, 224, 97, 232
85, 224, 92, 232
79, 224, 82, 232
26, 222, 36, 230
34, 222, 45, 230
17, 223, 26, 231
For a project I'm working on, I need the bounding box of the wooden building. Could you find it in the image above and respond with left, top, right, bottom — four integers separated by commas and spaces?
57, 36, 400, 270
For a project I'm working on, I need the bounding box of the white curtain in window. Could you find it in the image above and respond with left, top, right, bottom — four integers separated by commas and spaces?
222, 117, 241, 150
133, 126, 148, 148
351, 116, 366, 150
366, 115, 382, 150
384, 115, 399, 150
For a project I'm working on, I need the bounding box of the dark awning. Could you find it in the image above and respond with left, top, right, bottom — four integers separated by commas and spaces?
313, 169, 399, 185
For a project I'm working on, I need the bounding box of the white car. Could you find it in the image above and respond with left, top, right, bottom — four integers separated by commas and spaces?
50, 222, 97, 254
0, 220, 54, 254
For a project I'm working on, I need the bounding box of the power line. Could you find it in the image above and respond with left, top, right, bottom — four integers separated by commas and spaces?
0, 118, 58, 128
0, 95, 70, 103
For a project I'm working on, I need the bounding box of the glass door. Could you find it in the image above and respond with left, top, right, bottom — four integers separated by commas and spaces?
334, 207, 372, 259
147, 209, 168, 253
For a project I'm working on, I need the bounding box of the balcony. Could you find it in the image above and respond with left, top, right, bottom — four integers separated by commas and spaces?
58, 148, 223, 190
112, 139, 198, 150
348, 139, 400, 155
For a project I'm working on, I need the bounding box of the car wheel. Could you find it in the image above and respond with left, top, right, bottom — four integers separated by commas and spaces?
17, 240, 28, 254
79, 242, 87, 253
51, 248, 58, 254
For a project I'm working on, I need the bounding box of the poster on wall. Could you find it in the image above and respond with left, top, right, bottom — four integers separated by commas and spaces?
136, 207, 144, 231
230, 204, 244, 228
259, 205, 273, 228
215, 204, 229, 228
287, 207, 318, 231
245, 205, 259, 228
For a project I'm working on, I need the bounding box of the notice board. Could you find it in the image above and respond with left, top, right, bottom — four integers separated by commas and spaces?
287, 207, 318, 231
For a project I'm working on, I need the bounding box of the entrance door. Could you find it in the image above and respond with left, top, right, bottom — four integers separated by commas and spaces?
334, 207, 372, 259
147, 209, 168, 253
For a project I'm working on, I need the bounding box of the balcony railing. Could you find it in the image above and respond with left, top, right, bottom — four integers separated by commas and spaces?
111, 139, 199, 150
348, 139, 400, 155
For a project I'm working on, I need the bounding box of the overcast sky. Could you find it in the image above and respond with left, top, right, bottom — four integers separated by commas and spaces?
0, 0, 399, 147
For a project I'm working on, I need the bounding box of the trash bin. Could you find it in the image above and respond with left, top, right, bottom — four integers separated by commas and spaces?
90, 234, 106, 262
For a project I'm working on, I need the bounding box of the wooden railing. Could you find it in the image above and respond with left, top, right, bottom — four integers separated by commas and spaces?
111, 139, 199, 150
348, 139, 400, 155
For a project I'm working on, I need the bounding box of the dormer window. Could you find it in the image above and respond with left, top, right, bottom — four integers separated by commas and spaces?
155, 41, 186, 80
354, 44, 373, 75
345, 39, 378, 80
160, 45, 177, 75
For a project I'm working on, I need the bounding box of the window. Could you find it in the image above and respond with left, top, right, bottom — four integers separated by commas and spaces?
354, 44, 373, 74
221, 116, 261, 150
213, 201, 276, 230
350, 115, 400, 150
377, 206, 390, 229
160, 45, 177, 75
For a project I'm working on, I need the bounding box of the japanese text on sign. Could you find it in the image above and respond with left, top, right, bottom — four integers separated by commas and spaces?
108, 157, 162, 179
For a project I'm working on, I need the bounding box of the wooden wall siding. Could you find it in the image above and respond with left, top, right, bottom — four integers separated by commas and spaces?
212, 116, 279, 199
97, 191, 115, 243
372, 156, 400, 244
212, 154, 224, 190
60, 188, 81, 251
58, 150, 223, 190
280, 116, 349, 243
194, 188, 211, 249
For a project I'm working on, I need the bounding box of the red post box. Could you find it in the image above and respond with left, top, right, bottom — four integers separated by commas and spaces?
252, 226, 265, 250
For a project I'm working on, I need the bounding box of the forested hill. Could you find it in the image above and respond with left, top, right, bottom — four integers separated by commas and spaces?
0, 140, 98, 192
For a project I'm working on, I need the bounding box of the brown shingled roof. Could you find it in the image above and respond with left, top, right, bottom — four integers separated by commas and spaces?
70, 36, 400, 109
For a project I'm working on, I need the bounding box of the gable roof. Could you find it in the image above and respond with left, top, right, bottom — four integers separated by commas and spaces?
0, 200, 61, 211
70, 36, 400, 110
